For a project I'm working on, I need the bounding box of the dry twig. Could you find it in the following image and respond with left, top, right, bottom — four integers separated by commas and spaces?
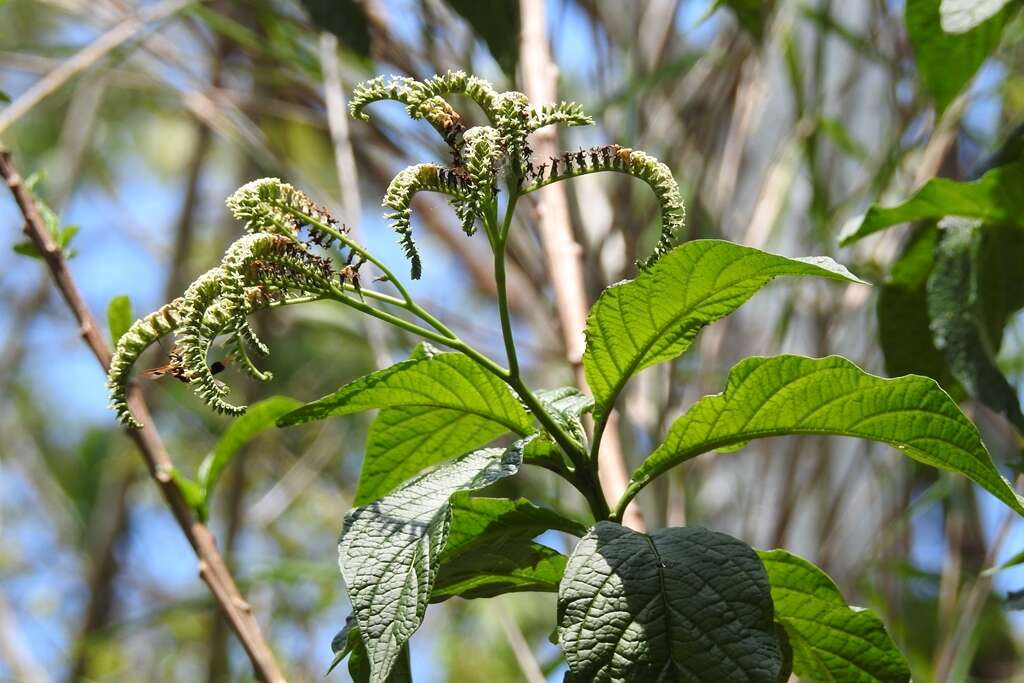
0, 148, 287, 683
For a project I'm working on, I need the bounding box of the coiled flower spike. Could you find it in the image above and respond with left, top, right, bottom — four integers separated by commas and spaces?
350, 72, 683, 277
382, 163, 479, 278
107, 298, 185, 428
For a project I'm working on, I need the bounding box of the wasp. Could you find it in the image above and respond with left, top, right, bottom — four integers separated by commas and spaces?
143, 346, 233, 383
339, 252, 367, 302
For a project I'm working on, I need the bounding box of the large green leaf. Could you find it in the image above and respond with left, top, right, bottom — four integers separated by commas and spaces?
558, 522, 782, 682
355, 407, 509, 505
278, 352, 534, 434
759, 549, 910, 683
840, 161, 1024, 246
197, 396, 302, 518
927, 219, 1024, 432
905, 0, 1011, 114
340, 446, 522, 683
353, 345, 520, 505
583, 240, 864, 422
624, 355, 1024, 516
941, 0, 1016, 32
431, 495, 585, 601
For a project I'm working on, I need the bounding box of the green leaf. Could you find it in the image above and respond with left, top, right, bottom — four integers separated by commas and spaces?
197, 396, 302, 516
523, 387, 593, 466
431, 495, 585, 601
877, 225, 961, 392
352, 344, 518, 505
759, 549, 910, 683
0, 89, 10, 104
298, 0, 370, 57
583, 240, 865, 423
941, 0, 1016, 32
627, 355, 1024, 516
278, 352, 534, 434
840, 161, 1024, 245
445, 0, 519, 74
106, 295, 133, 347
558, 522, 782, 682
59, 224, 78, 248
340, 446, 522, 683
818, 116, 868, 160
355, 407, 510, 506
984, 547, 1024, 576
713, 0, 776, 41
327, 614, 360, 676
927, 219, 1024, 432
906, 0, 1011, 114
12, 242, 42, 259
169, 468, 204, 512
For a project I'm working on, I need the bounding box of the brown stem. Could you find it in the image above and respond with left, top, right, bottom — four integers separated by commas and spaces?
518, 0, 643, 530
0, 148, 287, 683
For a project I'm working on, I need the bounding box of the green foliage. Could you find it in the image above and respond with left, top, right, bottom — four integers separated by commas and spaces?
106, 295, 133, 346
760, 549, 910, 682
298, 0, 370, 57
558, 522, 782, 681
196, 396, 302, 517
621, 354, 1024, 516
432, 495, 582, 600
583, 239, 864, 423
102, 70, 1024, 682
905, 0, 1013, 113
444, 0, 519, 74
279, 351, 534, 432
840, 161, 1024, 245
714, 0, 776, 41
876, 225, 962, 391
941, 0, 1017, 32
927, 219, 1024, 431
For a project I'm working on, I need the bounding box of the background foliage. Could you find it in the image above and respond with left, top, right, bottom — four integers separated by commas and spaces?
2, 0, 1024, 681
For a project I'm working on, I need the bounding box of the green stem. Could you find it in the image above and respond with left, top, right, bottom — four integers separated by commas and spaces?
494, 191, 520, 380
323, 289, 458, 349
283, 205, 458, 339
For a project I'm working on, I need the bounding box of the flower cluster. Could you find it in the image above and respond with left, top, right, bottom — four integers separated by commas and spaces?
350, 70, 682, 276
107, 179, 359, 427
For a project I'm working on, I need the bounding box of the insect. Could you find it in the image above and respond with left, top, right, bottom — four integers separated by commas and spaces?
339, 252, 367, 302
143, 346, 232, 383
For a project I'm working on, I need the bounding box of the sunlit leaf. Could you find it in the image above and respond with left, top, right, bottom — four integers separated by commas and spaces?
760, 549, 910, 682
106, 295, 133, 346
941, 0, 1016, 33
626, 355, 1024, 516
841, 161, 1024, 245
905, 0, 1011, 113
583, 240, 864, 423
558, 522, 782, 681
279, 352, 534, 435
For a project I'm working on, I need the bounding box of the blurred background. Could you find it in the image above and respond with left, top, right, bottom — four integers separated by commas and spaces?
1, 0, 1024, 680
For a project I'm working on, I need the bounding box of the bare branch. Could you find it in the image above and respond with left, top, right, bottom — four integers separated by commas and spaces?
0, 148, 287, 683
